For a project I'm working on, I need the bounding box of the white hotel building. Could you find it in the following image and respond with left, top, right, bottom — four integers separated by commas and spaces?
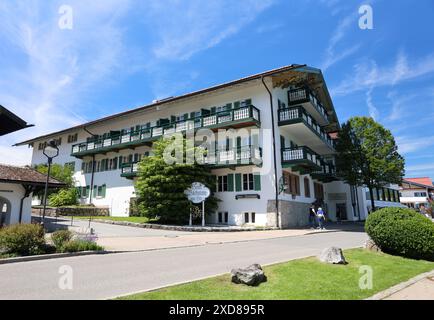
16, 65, 403, 228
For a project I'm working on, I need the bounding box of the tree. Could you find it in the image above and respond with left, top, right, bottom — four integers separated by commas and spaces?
135, 137, 218, 224
34, 163, 77, 206
335, 117, 405, 212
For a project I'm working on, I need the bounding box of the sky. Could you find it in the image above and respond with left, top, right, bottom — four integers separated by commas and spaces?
1, 0, 434, 180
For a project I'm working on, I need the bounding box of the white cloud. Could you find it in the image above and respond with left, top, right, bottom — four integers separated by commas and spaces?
396, 135, 434, 155
0, 0, 132, 165
141, 0, 274, 61
332, 51, 434, 96
406, 163, 434, 173
366, 87, 379, 120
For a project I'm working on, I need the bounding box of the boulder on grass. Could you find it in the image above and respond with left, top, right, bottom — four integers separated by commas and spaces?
318, 247, 347, 264
364, 238, 382, 252
231, 264, 266, 286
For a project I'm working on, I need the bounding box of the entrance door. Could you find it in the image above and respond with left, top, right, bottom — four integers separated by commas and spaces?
336, 203, 347, 221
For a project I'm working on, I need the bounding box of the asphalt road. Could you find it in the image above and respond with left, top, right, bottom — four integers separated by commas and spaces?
0, 230, 367, 300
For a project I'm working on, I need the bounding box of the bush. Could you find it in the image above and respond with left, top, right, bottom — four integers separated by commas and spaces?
48, 188, 79, 207
365, 207, 434, 261
51, 230, 73, 251
59, 240, 104, 253
0, 224, 46, 256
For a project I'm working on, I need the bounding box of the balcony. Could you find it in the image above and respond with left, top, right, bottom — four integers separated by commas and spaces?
281, 146, 323, 173
71, 105, 261, 158
278, 106, 335, 154
311, 162, 339, 183
287, 87, 329, 125
120, 145, 262, 179
120, 161, 140, 178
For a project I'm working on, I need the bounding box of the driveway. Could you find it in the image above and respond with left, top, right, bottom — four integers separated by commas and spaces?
0, 230, 367, 300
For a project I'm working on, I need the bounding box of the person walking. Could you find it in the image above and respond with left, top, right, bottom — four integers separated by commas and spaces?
309, 204, 317, 229
317, 207, 326, 230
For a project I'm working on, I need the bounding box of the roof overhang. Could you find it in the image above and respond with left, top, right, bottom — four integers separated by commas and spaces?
0, 106, 33, 136
14, 64, 340, 145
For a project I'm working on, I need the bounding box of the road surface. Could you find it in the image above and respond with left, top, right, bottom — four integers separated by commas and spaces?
0, 230, 367, 300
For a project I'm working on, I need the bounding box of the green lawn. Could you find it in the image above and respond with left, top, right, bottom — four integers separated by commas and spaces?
75, 216, 153, 224
118, 249, 434, 300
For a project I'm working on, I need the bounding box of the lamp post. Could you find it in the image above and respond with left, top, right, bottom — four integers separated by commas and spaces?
42, 140, 59, 226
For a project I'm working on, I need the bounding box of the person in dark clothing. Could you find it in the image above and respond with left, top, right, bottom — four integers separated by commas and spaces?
309, 204, 317, 229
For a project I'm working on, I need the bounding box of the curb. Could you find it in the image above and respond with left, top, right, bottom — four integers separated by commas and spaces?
0, 250, 110, 265
365, 269, 434, 300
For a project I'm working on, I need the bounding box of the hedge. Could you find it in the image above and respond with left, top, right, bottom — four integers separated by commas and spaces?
365, 207, 434, 261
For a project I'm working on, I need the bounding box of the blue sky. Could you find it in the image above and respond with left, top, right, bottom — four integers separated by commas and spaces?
1, 0, 434, 179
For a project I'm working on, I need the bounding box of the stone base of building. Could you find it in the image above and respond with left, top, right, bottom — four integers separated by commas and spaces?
267, 200, 311, 228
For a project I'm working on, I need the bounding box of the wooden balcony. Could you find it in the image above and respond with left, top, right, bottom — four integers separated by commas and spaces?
287, 87, 329, 125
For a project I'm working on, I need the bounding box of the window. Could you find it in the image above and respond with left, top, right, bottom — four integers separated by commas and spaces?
304, 177, 311, 198
96, 184, 106, 198
415, 192, 427, 197
244, 212, 255, 224
217, 212, 229, 224
244, 212, 249, 223
67, 133, 78, 143
314, 182, 324, 200
217, 176, 228, 192
243, 173, 254, 191
284, 172, 300, 196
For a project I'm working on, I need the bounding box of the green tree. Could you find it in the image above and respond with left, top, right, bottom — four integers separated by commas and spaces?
335, 117, 405, 212
135, 137, 218, 224
34, 163, 77, 206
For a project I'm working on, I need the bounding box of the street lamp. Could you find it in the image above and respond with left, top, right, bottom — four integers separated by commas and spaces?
41, 140, 59, 226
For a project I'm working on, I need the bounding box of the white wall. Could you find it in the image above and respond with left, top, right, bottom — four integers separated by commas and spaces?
0, 183, 32, 225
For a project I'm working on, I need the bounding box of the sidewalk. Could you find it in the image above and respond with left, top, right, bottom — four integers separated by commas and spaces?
385, 273, 434, 300
96, 228, 325, 251
368, 270, 434, 300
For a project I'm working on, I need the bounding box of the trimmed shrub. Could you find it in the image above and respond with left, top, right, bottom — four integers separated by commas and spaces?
365, 207, 434, 261
48, 188, 79, 207
59, 240, 104, 253
51, 230, 73, 251
0, 224, 46, 256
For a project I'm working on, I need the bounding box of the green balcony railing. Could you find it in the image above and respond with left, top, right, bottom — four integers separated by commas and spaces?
120, 145, 262, 178
278, 106, 335, 150
281, 146, 323, 172
287, 87, 328, 122
71, 105, 261, 157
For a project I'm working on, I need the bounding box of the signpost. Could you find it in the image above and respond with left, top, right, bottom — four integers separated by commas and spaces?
184, 182, 211, 227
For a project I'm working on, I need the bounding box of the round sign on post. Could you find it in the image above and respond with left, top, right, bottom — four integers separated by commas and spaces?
184, 182, 210, 227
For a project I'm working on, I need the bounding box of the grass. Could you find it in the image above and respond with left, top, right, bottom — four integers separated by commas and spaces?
118, 249, 434, 300
75, 216, 153, 224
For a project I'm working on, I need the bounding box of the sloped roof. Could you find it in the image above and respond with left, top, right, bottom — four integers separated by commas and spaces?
14, 64, 340, 146
0, 105, 33, 136
0, 164, 65, 187
403, 177, 434, 189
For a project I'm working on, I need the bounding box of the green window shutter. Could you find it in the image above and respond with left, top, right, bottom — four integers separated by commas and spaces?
86, 185, 90, 197
118, 156, 123, 169
236, 137, 242, 148
183, 113, 188, 120
254, 173, 261, 191
227, 174, 234, 192
211, 107, 216, 114
226, 103, 232, 110
235, 174, 242, 192
234, 101, 240, 108
190, 112, 196, 119
93, 185, 98, 198
102, 184, 106, 198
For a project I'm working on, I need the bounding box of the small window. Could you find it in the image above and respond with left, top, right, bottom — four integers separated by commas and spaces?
244, 212, 249, 223
217, 176, 228, 192
243, 173, 254, 191
218, 212, 222, 223
251, 212, 256, 223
